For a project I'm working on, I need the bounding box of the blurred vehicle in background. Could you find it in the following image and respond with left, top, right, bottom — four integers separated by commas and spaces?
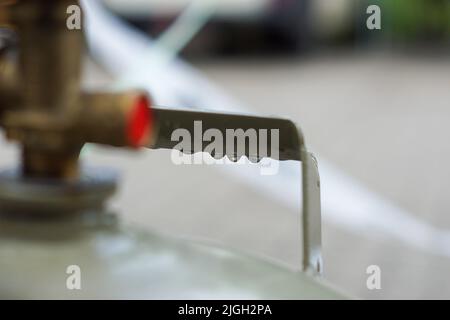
103, 0, 312, 54
0, 0, 371, 56
105, 0, 450, 55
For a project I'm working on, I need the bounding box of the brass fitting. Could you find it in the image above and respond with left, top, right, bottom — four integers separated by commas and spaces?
80, 92, 152, 148
0, 0, 152, 180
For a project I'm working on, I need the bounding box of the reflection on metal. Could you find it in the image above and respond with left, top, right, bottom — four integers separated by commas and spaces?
0, 169, 117, 216
0, 211, 341, 299
0, 0, 337, 299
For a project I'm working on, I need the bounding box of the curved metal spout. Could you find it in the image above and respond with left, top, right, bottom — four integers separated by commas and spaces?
147, 107, 322, 275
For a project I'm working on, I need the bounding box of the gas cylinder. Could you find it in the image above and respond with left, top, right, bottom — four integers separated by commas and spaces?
0, 169, 342, 299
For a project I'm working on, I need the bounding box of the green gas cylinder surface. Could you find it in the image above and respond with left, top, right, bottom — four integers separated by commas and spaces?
0, 211, 343, 299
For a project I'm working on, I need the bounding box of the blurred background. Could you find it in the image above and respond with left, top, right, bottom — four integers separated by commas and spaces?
3, 0, 449, 299
88, 0, 450, 299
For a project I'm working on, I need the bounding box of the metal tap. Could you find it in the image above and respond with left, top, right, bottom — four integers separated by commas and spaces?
0, 0, 152, 180
0, 0, 322, 275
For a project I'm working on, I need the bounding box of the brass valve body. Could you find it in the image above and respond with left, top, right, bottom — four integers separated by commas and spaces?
0, 0, 152, 180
